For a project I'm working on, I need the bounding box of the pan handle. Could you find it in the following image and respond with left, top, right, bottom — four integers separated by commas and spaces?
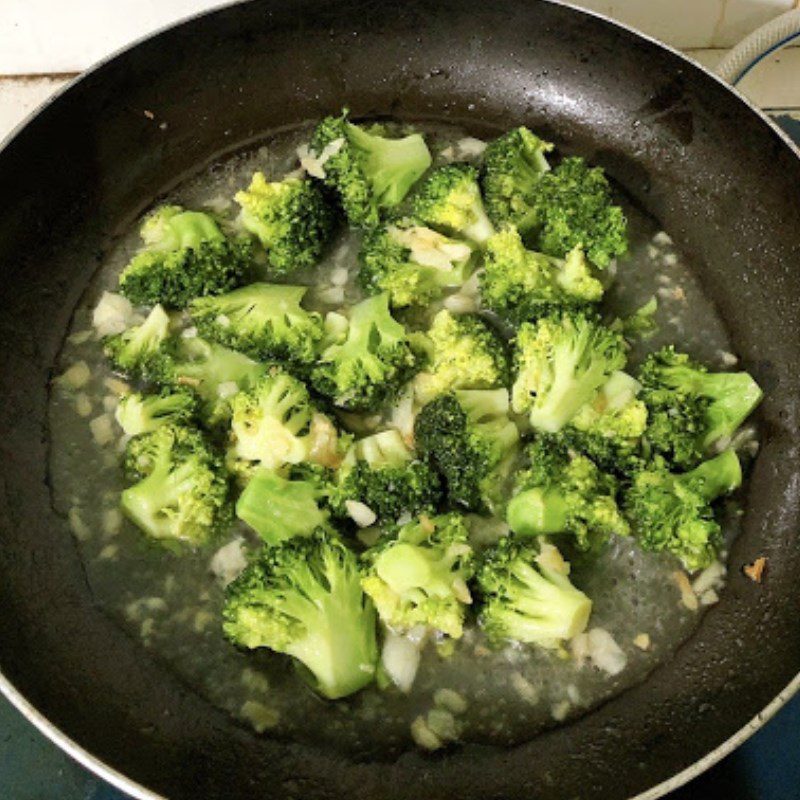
715, 5, 800, 85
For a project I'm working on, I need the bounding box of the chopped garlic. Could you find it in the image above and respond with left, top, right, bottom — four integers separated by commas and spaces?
92, 291, 134, 337
410, 716, 442, 750
102, 508, 122, 538
241, 701, 280, 733
68, 507, 91, 541
572, 628, 628, 675
345, 500, 377, 528
633, 633, 651, 651
653, 231, 673, 246
672, 570, 699, 611
210, 538, 248, 587
692, 561, 726, 595
89, 414, 115, 446
74, 393, 93, 417
103, 377, 130, 396
297, 138, 344, 179
59, 361, 91, 389
455, 137, 487, 158
434, 688, 467, 715
510, 671, 540, 704
382, 630, 422, 693
551, 700, 571, 721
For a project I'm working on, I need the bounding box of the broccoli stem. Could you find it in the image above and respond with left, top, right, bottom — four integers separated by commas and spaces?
506, 487, 570, 536
683, 449, 742, 501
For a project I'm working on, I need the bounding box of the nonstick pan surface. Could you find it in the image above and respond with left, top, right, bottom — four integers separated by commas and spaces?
0, 1, 798, 798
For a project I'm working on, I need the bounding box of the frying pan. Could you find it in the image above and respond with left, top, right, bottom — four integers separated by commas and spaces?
1, 1, 799, 798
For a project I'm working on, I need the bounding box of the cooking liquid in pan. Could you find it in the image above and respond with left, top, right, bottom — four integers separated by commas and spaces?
48, 122, 747, 757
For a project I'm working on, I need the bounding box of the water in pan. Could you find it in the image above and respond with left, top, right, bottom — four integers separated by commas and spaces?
48, 121, 748, 758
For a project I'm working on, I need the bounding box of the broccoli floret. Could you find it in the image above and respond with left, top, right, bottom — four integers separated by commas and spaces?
561, 370, 648, 475
476, 535, 592, 648
639, 347, 763, 470
309, 110, 431, 228
507, 436, 628, 551
331, 429, 441, 523
311, 293, 421, 411
236, 468, 330, 546
411, 163, 496, 246
228, 369, 317, 472
171, 337, 267, 426
414, 389, 520, 514
481, 126, 554, 235
104, 304, 175, 383
189, 283, 324, 364
359, 220, 475, 307
121, 424, 232, 545
234, 173, 335, 274
115, 388, 198, 436
481, 225, 603, 323
223, 529, 378, 699
118, 205, 251, 308
511, 312, 627, 433
623, 449, 742, 571
361, 513, 474, 638
528, 157, 628, 268
413, 310, 509, 404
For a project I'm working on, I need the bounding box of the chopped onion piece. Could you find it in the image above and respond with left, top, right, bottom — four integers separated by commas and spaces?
381, 629, 422, 693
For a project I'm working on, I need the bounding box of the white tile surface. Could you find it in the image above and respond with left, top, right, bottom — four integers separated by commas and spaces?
577, 0, 794, 48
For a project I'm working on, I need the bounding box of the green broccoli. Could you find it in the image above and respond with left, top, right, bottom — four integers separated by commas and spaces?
414, 389, 520, 514
411, 163, 496, 246
121, 424, 232, 545
236, 468, 330, 546
561, 370, 648, 475
476, 535, 592, 648
531, 157, 628, 267
361, 513, 474, 638
104, 304, 175, 383
223, 530, 378, 699
309, 110, 432, 228
228, 369, 317, 472
506, 436, 629, 551
311, 293, 421, 411
481, 126, 554, 235
331, 429, 441, 523
623, 449, 742, 571
171, 337, 267, 426
118, 205, 252, 308
481, 225, 603, 323
188, 283, 324, 364
358, 220, 475, 307
413, 310, 509, 404
115, 388, 198, 436
639, 347, 763, 469
511, 312, 627, 433
234, 173, 335, 274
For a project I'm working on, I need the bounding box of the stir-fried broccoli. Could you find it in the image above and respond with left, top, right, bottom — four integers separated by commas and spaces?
531, 157, 628, 268
481, 225, 603, 323
561, 370, 648, 475
118, 205, 252, 308
481, 126, 554, 236
189, 283, 324, 365
476, 535, 592, 648
412, 163, 496, 246
414, 389, 520, 514
115, 388, 198, 436
359, 220, 475, 307
623, 449, 742, 571
236, 468, 330, 545
104, 304, 175, 383
310, 110, 432, 228
228, 369, 317, 472
511, 312, 626, 433
361, 513, 474, 638
311, 293, 421, 411
639, 346, 763, 469
121, 424, 232, 545
223, 530, 378, 699
413, 310, 509, 404
506, 436, 628, 551
171, 337, 266, 426
234, 173, 335, 274
331, 429, 441, 523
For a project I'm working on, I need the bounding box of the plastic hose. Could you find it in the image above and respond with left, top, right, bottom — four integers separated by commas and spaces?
715, 5, 800, 85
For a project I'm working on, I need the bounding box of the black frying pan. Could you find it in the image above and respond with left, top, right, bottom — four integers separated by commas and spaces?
1, 1, 799, 798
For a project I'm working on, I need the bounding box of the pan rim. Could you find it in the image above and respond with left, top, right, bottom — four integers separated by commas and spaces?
0, 1, 798, 798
